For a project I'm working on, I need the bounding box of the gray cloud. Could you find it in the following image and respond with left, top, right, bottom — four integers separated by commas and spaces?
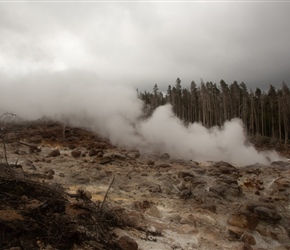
1, 2, 289, 89
0, 2, 288, 165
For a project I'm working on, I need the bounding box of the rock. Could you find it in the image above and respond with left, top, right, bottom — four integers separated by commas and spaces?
180, 224, 197, 234
45, 169, 55, 175
113, 153, 126, 160
46, 174, 54, 180
160, 153, 170, 160
127, 150, 140, 159
42, 132, 54, 139
199, 204, 217, 213
147, 159, 155, 165
43, 158, 52, 163
228, 212, 259, 230
209, 184, 227, 197
74, 176, 90, 184
286, 224, 290, 238
142, 200, 151, 209
271, 161, 290, 168
146, 206, 162, 218
180, 189, 192, 199
117, 236, 138, 250
94, 142, 108, 149
77, 187, 92, 200
88, 148, 98, 156
228, 184, 243, 197
28, 137, 42, 144
59, 173, 65, 177
256, 227, 280, 241
253, 206, 282, 223
274, 177, 290, 188
97, 156, 111, 164
227, 226, 244, 239
156, 163, 171, 168
97, 151, 103, 157
209, 183, 242, 198
48, 149, 60, 157
133, 200, 151, 210
68, 144, 76, 149
149, 184, 162, 193
71, 150, 82, 158
176, 182, 186, 191
239, 242, 253, 250
217, 175, 238, 185
242, 233, 256, 245
126, 210, 146, 228
193, 168, 206, 175
214, 161, 238, 174
180, 214, 195, 225
146, 225, 162, 236
21, 195, 29, 202
178, 171, 195, 178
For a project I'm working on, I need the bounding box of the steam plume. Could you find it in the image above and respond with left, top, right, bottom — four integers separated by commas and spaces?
0, 70, 283, 165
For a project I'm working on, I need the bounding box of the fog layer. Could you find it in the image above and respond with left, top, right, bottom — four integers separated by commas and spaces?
0, 71, 282, 165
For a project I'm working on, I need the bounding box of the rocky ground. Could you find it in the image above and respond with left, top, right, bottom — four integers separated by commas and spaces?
0, 121, 290, 250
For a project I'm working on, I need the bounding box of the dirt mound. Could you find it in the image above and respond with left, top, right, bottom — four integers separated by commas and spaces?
0, 164, 121, 250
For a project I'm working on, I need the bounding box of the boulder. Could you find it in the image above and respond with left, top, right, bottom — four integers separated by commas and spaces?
253, 206, 282, 223
71, 150, 82, 158
239, 242, 253, 250
227, 225, 244, 239
274, 177, 290, 189
160, 153, 170, 160
77, 187, 92, 200
178, 171, 195, 178
147, 159, 155, 166
228, 212, 259, 230
246, 203, 282, 223
199, 204, 217, 213
217, 175, 238, 185
113, 153, 126, 160
180, 189, 192, 199
97, 156, 111, 164
44, 169, 55, 175
48, 149, 60, 157
117, 236, 138, 250
68, 144, 76, 149
88, 148, 98, 156
97, 151, 103, 157
209, 183, 242, 198
214, 161, 238, 174
242, 233, 256, 245
127, 150, 140, 159
156, 163, 171, 168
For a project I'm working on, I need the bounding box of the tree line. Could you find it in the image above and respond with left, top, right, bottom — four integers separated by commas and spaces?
138, 78, 290, 145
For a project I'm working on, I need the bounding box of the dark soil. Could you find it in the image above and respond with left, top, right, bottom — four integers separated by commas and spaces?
0, 163, 121, 250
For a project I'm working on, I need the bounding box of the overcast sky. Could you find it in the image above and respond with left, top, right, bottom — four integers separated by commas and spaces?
1, 1, 290, 91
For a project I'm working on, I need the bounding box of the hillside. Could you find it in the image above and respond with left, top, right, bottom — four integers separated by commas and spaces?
0, 121, 290, 250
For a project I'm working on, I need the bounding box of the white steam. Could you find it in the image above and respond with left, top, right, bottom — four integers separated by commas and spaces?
0, 71, 283, 165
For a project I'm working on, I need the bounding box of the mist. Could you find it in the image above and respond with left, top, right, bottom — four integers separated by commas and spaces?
0, 70, 283, 166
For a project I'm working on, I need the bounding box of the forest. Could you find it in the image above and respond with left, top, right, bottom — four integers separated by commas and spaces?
138, 78, 290, 145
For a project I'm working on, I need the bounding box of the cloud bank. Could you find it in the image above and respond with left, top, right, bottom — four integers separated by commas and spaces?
0, 70, 283, 166
1, 2, 290, 90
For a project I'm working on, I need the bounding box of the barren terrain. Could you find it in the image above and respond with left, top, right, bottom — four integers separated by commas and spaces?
1, 121, 290, 250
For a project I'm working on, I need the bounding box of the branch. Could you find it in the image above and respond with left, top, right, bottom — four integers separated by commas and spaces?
100, 177, 115, 213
